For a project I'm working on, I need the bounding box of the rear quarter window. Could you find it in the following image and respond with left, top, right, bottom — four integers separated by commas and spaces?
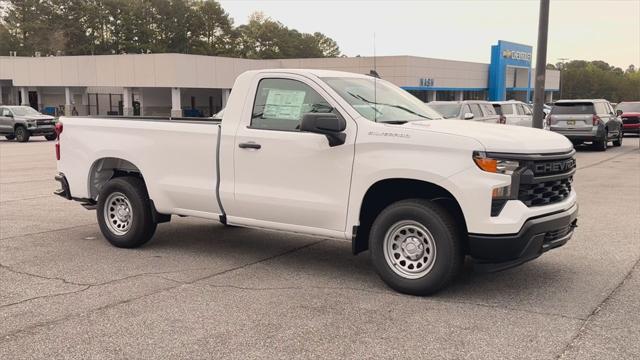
551, 103, 595, 115
481, 104, 496, 116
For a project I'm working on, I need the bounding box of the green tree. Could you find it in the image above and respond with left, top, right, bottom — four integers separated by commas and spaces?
559, 60, 639, 102
313, 32, 340, 57
192, 0, 236, 56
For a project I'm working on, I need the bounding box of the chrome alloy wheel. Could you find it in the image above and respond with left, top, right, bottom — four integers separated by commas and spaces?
383, 220, 437, 279
104, 192, 133, 235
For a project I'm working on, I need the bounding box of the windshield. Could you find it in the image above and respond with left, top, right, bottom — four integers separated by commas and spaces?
551, 103, 594, 115
322, 77, 442, 122
10, 106, 40, 116
616, 102, 640, 113
429, 103, 462, 119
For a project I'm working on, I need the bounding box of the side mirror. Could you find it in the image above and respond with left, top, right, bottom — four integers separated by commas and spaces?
300, 112, 347, 147
463, 112, 474, 120
616, 109, 623, 117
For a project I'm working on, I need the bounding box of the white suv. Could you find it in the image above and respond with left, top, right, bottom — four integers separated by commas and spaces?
491, 101, 533, 127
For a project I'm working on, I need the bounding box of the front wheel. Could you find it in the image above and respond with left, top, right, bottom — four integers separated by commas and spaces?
369, 199, 463, 295
44, 133, 57, 141
97, 177, 157, 248
15, 126, 30, 142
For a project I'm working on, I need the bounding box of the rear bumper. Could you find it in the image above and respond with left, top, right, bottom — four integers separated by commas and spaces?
550, 127, 603, 141
54, 173, 72, 200
469, 203, 578, 272
54, 172, 95, 206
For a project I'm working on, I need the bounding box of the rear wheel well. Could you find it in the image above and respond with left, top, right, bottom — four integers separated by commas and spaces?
353, 178, 467, 255
88, 157, 170, 223
88, 157, 144, 201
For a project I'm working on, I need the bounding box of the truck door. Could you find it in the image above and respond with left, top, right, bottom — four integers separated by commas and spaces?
230, 75, 355, 234
0, 107, 13, 133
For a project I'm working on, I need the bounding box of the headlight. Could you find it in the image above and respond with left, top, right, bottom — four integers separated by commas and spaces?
473, 151, 519, 175
473, 151, 520, 200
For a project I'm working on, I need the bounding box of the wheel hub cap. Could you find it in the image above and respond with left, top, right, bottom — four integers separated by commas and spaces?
104, 192, 133, 235
383, 220, 437, 279
401, 237, 425, 260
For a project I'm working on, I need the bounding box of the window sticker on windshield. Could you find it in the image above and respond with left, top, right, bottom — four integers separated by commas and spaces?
263, 89, 306, 120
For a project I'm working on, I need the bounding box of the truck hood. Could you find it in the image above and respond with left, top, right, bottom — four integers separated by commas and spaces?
622, 112, 640, 117
18, 114, 55, 121
405, 120, 573, 154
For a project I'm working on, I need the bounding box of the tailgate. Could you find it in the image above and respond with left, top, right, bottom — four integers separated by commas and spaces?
550, 114, 593, 129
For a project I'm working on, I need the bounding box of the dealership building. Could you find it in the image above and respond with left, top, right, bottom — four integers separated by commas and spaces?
0, 40, 559, 117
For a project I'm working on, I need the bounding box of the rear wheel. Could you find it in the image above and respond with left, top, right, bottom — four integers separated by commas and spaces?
593, 135, 607, 151
612, 130, 622, 147
369, 199, 463, 295
44, 133, 57, 141
4, 134, 15, 140
97, 177, 157, 248
15, 126, 30, 142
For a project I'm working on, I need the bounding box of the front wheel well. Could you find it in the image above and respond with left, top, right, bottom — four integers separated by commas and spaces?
353, 178, 467, 255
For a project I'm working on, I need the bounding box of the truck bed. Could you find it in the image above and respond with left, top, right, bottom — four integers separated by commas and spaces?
57, 115, 223, 219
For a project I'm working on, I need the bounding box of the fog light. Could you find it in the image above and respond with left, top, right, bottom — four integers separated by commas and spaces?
492, 185, 511, 198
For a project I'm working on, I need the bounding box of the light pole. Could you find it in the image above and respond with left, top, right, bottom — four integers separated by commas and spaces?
557, 57, 570, 100
532, 0, 550, 129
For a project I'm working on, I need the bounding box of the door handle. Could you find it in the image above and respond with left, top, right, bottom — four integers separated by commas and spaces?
238, 142, 261, 149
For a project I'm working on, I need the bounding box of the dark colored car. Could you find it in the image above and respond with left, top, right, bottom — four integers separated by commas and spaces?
615, 101, 640, 134
548, 99, 623, 151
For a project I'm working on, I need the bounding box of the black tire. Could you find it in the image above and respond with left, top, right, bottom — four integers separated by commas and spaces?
593, 135, 607, 151
369, 199, 463, 295
5, 134, 15, 140
612, 130, 622, 147
97, 177, 157, 248
15, 126, 30, 142
44, 133, 57, 141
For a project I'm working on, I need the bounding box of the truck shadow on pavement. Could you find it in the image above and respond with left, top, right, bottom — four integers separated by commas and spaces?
127, 220, 572, 304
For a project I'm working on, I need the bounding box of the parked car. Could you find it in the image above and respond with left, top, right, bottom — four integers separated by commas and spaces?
491, 101, 533, 127
0, 106, 57, 142
548, 99, 623, 151
615, 101, 640, 135
54, 69, 578, 295
428, 101, 502, 123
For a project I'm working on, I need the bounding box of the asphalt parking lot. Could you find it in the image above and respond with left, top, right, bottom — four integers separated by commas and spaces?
1, 136, 639, 359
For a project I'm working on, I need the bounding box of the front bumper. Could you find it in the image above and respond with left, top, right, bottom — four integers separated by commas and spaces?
469, 203, 578, 272
27, 125, 55, 135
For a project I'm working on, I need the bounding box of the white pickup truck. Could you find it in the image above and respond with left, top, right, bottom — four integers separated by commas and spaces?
54, 69, 578, 295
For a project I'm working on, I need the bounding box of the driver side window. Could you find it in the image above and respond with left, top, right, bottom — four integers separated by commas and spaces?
250, 78, 332, 131
0, 108, 10, 117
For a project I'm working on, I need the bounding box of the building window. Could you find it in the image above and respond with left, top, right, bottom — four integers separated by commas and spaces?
436, 91, 457, 101
463, 90, 487, 100
406, 90, 428, 102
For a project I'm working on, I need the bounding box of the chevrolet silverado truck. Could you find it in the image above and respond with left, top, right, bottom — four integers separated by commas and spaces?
54, 69, 578, 295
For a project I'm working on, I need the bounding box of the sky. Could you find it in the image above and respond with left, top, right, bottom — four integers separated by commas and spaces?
219, 0, 640, 69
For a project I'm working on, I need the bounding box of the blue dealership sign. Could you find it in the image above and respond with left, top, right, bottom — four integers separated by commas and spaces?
488, 40, 533, 101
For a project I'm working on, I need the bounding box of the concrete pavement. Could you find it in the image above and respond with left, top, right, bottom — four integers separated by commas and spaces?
1, 136, 638, 359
